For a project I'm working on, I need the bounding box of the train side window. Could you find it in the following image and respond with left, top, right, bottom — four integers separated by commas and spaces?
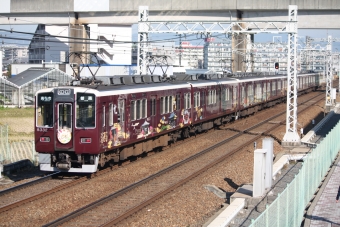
136, 100, 141, 119
209, 90, 216, 104
102, 105, 105, 127
184, 93, 191, 109
225, 88, 230, 101
130, 100, 136, 121
118, 99, 125, 123
194, 93, 197, 108
233, 86, 237, 107
194, 92, 200, 108
267, 82, 270, 98
169, 96, 173, 112
241, 86, 245, 104
208, 91, 211, 105
165, 96, 169, 113
142, 99, 147, 118
248, 85, 254, 104
109, 103, 113, 126
160, 97, 165, 114
176, 94, 181, 110
256, 84, 261, 102
278, 80, 282, 90
272, 81, 276, 96
201, 91, 205, 106
151, 97, 156, 116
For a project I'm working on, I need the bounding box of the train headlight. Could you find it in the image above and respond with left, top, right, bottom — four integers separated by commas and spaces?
81, 138, 92, 143
40, 137, 50, 142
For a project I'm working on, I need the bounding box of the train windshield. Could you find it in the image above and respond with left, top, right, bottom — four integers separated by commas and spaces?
76, 94, 95, 128
58, 103, 72, 129
36, 92, 53, 127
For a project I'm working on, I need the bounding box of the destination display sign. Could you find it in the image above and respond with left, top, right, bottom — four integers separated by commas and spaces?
38, 93, 53, 103
77, 94, 95, 103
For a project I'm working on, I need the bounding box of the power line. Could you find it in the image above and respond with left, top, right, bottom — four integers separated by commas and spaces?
0, 15, 136, 38
0, 28, 230, 47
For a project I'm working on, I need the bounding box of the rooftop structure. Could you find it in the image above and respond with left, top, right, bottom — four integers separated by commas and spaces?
0, 67, 73, 106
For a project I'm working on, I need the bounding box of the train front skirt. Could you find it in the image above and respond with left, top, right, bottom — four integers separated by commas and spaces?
39, 153, 99, 173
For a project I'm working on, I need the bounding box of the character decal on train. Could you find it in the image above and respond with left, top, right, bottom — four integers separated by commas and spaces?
108, 123, 130, 148
180, 109, 191, 127
156, 116, 169, 133
195, 106, 203, 120
100, 132, 108, 144
136, 120, 152, 139
107, 100, 131, 148
155, 112, 177, 133
57, 126, 72, 144
168, 112, 177, 128
108, 125, 119, 148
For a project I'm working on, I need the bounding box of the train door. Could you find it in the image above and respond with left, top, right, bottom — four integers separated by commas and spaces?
248, 83, 254, 105
117, 98, 126, 144
263, 81, 267, 101
199, 90, 205, 119
255, 83, 261, 103
221, 85, 227, 111
150, 95, 157, 131
226, 86, 232, 110
232, 85, 238, 110
100, 103, 107, 148
240, 84, 246, 107
217, 86, 221, 113
55, 102, 73, 150
272, 80, 276, 97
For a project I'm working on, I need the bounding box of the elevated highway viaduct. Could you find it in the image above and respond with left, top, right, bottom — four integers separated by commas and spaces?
0, 0, 340, 28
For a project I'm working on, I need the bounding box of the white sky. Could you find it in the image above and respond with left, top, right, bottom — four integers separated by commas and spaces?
1, 24, 340, 51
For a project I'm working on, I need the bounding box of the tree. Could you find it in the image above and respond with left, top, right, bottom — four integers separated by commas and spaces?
6, 64, 11, 78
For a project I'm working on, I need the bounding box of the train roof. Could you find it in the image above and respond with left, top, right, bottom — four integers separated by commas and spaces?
36, 72, 318, 97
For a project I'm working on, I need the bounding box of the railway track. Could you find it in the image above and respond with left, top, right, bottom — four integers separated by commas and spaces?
41, 92, 324, 227
0, 91, 324, 226
0, 166, 118, 213
0, 172, 61, 197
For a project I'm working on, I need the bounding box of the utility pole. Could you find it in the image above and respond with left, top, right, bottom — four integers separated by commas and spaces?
179, 34, 182, 67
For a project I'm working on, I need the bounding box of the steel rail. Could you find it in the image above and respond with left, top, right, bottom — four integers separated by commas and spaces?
43, 92, 324, 227
0, 172, 61, 197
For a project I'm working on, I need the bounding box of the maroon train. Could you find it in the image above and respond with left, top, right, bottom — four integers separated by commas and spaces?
35, 72, 320, 172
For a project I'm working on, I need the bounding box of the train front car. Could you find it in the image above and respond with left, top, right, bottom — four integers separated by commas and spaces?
35, 87, 99, 173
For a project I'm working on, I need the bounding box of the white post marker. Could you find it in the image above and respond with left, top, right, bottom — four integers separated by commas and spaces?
263, 138, 273, 189
253, 149, 267, 197
0, 162, 2, 179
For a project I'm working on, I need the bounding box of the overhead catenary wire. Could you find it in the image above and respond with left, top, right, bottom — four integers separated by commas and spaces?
0, 15, 134, 38
0, 29, 229, 47
0, 15, 237, 48
0, 19, 238, 65
0, 27, 218, 45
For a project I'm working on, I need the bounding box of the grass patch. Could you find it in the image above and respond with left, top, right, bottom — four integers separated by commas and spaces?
0, 107, 34, 118
0, 108, 35, 141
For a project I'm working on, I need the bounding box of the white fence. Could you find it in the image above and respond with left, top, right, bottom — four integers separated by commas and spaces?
250, 119, 340, 226
0, 125, 37, 164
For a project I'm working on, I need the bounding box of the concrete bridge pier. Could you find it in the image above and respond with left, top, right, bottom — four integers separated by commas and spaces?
232, 10, 253, 73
